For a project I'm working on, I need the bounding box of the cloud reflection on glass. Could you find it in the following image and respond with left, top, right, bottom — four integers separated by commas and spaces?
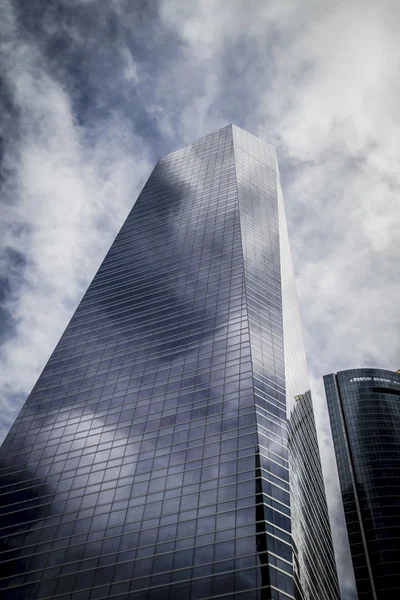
1, 126, 338, 599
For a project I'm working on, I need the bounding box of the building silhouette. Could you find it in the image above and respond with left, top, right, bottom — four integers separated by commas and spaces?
0, 125, 339, 599
324, 368, 400, 599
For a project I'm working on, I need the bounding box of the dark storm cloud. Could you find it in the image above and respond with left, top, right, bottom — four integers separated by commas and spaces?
9, 0, 177, 159
0, 247, 26, 343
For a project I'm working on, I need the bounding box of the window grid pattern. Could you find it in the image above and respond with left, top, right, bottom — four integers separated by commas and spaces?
324, 369, 400, 600
276, 157, 340, 600
287, 392, 340, 599
233, 127, 294, 599
0, 125, 337, 600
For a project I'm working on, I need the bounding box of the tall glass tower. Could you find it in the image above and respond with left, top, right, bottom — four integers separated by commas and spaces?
0, 125, 339, 600
324, 368, 400, 600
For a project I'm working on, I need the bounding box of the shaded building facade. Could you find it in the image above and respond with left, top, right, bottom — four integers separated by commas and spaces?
0, 125, 338, 599
324, 368, 400, 599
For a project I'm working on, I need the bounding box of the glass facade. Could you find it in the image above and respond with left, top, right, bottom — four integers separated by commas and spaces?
324, 368, 400, 599
0, 125, 338, 600
277, 166, 339, 600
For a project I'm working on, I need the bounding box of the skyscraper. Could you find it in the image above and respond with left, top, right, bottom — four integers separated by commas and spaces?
0, 125, 339, 600
324, 368, 400, 600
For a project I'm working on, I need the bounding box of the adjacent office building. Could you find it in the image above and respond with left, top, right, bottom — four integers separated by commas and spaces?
324, 368, 400, 599
0, 125, 339, 599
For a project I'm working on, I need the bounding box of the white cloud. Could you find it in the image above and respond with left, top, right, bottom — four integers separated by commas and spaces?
121, 47, 140, 85
0, 1, 152, 439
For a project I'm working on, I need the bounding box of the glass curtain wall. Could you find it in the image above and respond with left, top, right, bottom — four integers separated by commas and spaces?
0, 125, 338, 600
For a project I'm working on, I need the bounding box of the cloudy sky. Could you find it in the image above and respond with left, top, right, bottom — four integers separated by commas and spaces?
1, 0, 399, 597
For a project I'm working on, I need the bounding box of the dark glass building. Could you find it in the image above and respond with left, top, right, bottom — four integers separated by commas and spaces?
0, 125, 339, 600
324, 368, 400, 599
